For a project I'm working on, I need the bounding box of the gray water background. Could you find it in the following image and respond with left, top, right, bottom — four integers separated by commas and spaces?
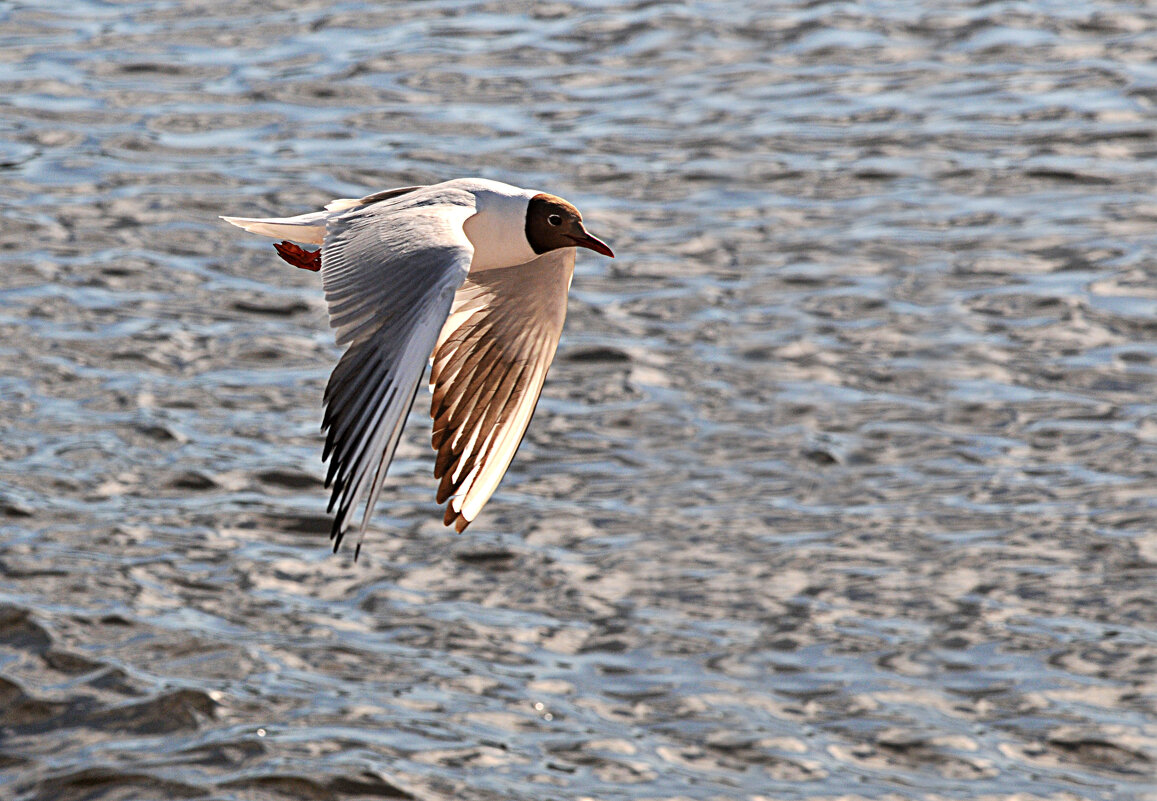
1, 1, 1156, 799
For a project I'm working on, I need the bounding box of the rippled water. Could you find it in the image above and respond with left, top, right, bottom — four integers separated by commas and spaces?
2, 1, 1156, 799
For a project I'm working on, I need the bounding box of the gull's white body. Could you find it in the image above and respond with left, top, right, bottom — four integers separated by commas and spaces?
223, 178, 540, 264
222, 179, 579, 555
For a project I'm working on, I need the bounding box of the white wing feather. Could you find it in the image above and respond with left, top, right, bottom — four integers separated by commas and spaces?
319, 188, 476, 554
429, 248, 575, 532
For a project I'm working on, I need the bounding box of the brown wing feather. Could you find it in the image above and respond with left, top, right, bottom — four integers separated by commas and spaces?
428, 249, 576, 531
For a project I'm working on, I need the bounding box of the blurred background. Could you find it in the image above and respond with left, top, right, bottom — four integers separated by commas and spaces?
1, 1, 1155, 799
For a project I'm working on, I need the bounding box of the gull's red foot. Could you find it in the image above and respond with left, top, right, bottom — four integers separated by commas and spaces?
273, 241, 321, 271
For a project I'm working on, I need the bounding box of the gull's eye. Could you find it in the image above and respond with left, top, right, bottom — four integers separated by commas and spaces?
547, 214, 562, 226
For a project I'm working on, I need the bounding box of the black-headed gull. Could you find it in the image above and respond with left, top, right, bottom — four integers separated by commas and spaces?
222, 178, 613, 557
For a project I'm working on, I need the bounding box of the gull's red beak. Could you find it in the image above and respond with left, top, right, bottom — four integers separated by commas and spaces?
569, 229, 614, 258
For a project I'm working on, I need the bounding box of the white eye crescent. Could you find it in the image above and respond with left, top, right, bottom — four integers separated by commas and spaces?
547, 214, 562, 226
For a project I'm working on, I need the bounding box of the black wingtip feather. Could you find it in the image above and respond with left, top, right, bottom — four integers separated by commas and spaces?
330, 502, 349, 551
325, 458, 342, 492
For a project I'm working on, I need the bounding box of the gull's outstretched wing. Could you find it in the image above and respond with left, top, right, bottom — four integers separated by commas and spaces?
321, 189, 476, 555
429, 247, 576, 532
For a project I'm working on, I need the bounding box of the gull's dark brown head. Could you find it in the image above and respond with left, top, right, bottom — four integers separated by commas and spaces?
525, 193, 614, 258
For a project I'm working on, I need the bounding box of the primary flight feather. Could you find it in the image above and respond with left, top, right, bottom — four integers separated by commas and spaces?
222, 178, 614, 557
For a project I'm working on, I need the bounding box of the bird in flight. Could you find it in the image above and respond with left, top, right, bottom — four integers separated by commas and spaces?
222, 178, 614, 558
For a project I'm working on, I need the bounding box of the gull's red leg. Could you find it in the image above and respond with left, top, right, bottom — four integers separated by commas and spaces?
273, 241, 322, 271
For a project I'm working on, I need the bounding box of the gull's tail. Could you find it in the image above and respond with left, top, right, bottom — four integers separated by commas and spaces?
219, 210, 331, 245
221, 188, 426, 245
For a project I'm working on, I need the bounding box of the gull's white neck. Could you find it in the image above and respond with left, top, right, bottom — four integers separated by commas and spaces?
459, 179, 540, 272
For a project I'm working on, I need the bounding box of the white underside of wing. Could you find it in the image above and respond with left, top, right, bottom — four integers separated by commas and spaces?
429, 247, 576, 532
452, 339, 550, 522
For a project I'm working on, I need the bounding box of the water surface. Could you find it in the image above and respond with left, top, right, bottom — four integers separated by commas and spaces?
1, 1, 1155, 799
